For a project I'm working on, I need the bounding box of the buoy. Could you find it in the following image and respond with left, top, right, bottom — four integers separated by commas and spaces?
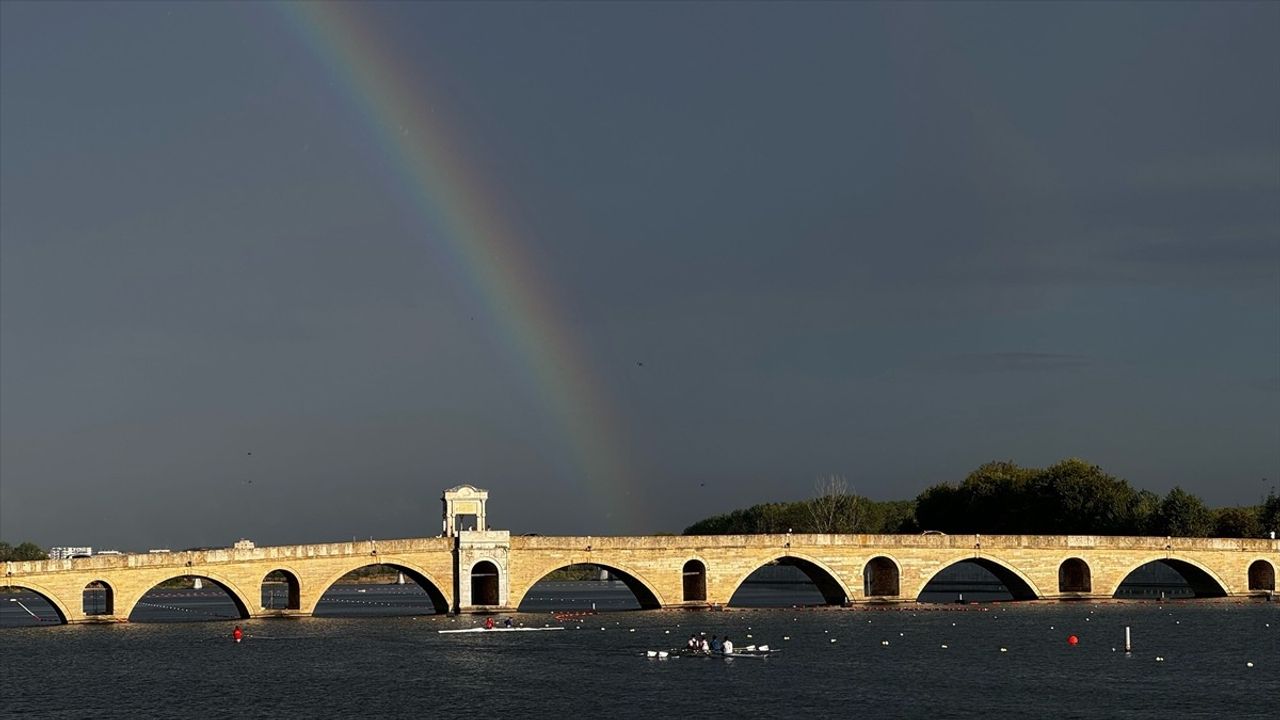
1155, 656, 1164, 662
999, 648, 1007, 653
783, 636, 790, 640
941, 644, 948, 649
830, 638, 837, 643
1068, 635, 1079, 646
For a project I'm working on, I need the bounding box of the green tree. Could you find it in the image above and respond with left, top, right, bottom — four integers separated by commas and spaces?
1259, 490, 1280, 537
1156, 487, 1214, 537
1029, 459, 1137, 534
1126, 490, 1162, 535
1213, 506, 1262, 538
2, 542, 48, 561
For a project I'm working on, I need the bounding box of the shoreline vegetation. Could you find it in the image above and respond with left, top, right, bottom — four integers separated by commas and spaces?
683, 459, 1278, 539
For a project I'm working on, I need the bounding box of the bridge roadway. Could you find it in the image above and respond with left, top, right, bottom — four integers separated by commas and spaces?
3, 533, 1276, 623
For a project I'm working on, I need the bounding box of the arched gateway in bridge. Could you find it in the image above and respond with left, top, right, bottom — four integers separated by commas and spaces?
4, 487, 1276, 623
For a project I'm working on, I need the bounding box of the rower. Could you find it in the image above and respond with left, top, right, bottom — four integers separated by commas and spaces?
232, 625, 243, 643
504, 617, 513, 628
485, 617, 494, 630
711, 635, 722, 653
722, 636, 734, 655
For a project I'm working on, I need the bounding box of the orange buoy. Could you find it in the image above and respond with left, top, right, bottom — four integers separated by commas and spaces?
1067, 635, 1079, 646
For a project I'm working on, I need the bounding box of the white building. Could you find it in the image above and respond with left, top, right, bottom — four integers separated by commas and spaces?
48, 546, 92, 560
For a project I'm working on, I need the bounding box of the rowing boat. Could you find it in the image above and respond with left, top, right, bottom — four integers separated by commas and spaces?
661, 646, 780, 659
438, 626, 565, 634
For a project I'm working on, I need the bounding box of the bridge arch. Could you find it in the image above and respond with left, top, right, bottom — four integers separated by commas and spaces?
512, 561, 664, 610
313, 558, 450, 614
1109, 556, 1230, 598
1246, 559, 1274, 592
863, 555, 901, 598
913, 554, 1042, 601
123, 571, 254, 621
1, 582, 71, 624
682, 558, 708, 603
1058, 558, 1092, 594
726, 553, 852, 606
261, 568, 301, 611
83, 579, 116, 616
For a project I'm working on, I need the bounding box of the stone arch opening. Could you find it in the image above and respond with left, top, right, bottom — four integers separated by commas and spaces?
1058, 558, 1092, 594
1, 585, 68, 626
315, 563, 449, 616
918, 558, 1039, 602
1247, 560, 1274, 592
682, 559, 707, 602
127, 575, 252, 622
471, 560, 500, 607
728, 556, 848, 607
1113, 559, 1228, 599
516, 564, 662, 611
863, 557, 900, 597
262, 569, 300, 610
83, 580, 115, 616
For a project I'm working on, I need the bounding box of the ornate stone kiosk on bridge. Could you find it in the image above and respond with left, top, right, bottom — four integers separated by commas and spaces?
444, 484, 511, 613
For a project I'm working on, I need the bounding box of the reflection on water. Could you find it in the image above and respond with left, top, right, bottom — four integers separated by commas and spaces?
1, 597, 1275, 719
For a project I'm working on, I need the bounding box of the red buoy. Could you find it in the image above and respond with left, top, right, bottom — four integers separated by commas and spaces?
1067, 635, 1079, 646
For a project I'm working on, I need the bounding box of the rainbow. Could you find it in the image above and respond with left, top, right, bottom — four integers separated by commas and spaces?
273, 2, 637, 523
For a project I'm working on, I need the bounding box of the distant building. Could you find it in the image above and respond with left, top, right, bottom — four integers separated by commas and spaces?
233, 539, 255, 550
96, 550, 123, 555
148, 548, 171, 554
49, 546, 92, 560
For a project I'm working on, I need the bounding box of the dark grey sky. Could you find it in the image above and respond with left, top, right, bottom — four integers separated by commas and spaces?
2, 1, 1277, 550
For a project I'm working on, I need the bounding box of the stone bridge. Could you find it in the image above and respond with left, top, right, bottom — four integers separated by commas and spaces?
3, 532, 1275, 624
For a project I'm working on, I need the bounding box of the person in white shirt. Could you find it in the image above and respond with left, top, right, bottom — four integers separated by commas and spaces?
722, 637, 734, 655
700, 636, 710, 654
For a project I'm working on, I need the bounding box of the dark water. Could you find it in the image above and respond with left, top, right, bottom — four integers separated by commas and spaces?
2, 584, 1276, 720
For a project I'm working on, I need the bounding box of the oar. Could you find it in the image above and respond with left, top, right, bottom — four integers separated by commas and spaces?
8, 597, 46, 622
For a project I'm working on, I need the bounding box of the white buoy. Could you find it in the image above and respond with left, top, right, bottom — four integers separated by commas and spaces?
1000, 648, 1008, 653
1246, 662, 1254, 668
783, 636, 790, 640
629, 628, 635, 632
941, 644, 948, 649
830, 638, 837, 643
1155, 656, 1164, 662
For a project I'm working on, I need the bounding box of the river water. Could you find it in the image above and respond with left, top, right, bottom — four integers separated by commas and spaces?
2, 584, 1276, 719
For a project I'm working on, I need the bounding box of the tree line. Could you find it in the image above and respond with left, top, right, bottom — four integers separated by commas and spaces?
0, 541, 49, 562
683, 459, 1280, 538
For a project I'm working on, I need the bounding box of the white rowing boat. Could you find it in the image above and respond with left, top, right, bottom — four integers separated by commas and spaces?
438, 626, 565, 634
